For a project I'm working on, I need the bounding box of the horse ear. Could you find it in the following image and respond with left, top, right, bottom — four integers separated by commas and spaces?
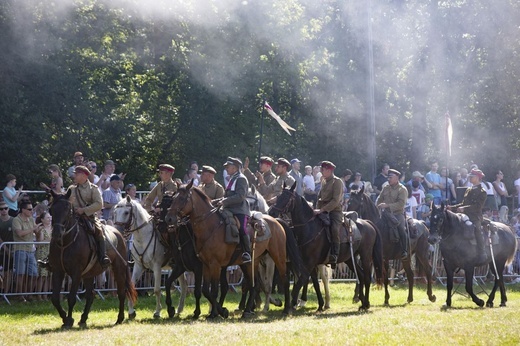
290, 181, 296, 192
440, 201, 445, 211
65, 188, 72, 199
282, 181, 287, 190
126, 195, 131, 203
187, 179, 194, 190
360, 184, 365, 193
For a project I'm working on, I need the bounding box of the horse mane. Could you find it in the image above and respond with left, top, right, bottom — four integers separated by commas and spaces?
189, 186, 214, 206
296, 193, 315, 220
129, 198, 151, 221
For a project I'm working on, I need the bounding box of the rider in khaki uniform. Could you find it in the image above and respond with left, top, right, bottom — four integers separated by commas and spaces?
243, 156, 276, 194
257, 158, 296, 204
199, 165, 225, 200
314, 161, 344, 265
376, 168, 409, 259
143, 164, 178, 214
448, 169, 487, 263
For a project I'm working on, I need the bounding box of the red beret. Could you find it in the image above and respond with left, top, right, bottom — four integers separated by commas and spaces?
468, 169, 485, 179
320, 161, 336, 170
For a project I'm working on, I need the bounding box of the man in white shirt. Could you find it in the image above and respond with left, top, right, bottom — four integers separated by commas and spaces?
302, 165, 316, 206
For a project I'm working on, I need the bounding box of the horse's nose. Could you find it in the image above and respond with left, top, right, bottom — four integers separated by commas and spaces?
165, 213, 177, 226
427, 234, 438, 245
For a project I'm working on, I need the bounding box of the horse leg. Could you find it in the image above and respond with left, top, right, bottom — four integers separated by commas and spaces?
50, 271, 67, 326
402, 260, 415, 303
310, 269, 324, 312
128, 262, 144, 320
416, 249, 436, 303
192, 268, 202, 319
164, 266, 180, 318
299, 280, 308, 308
176, 270, 188, 315
318, 264, 331, 310
64, 273, 82, 329
443, 260, 455, 308
217, 267, 229, 309
152, 263, 163, 319
486, 260, 506, 308
464, 265, 484, 307
292, 271, 307, 308
383, 260, 390, 306
79, 278, 95, 328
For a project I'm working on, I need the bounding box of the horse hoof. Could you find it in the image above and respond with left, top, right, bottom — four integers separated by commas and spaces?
153, 312, 161, 319
61, 324, 72, 330
429, 295, 437, 303
168, 308, 176, 319
273, 298, 282, 307
486, 301, 493, 308
323, 305, 330, 310
241, 311, 255, 319
477, 299, 485, 307
221, 308, 229, 319
407, 298, 413, 304
441, 304, 449, 311
128, 311, 136, 320
500, 302, 506, 307
78, 322, 87, 329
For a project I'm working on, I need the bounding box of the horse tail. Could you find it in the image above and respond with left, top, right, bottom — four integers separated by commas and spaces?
277, 218, 309, 279
125, 264, 138, 305
504, 225, 518, 266
366, 219, 385, 287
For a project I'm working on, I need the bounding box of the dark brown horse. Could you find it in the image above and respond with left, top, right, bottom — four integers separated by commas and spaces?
47, 189, 137, 328
269, 183, 384, 311
429, 204, 517, 308
347, 186, 436, 305
165, 181, 301, 318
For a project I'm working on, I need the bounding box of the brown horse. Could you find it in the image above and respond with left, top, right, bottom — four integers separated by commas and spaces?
347, 186, 436, 305
165, 180, 301, 318
47, 189, 137, 328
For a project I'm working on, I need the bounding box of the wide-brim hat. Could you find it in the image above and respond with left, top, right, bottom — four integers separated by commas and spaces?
200, 165, 217, 175
223, 157, 242, 167
468, 169, 485, 179
276, 158, 291, 168
74, 166, 91, 176
320, 161, 336, 170
158, 164, 175, 173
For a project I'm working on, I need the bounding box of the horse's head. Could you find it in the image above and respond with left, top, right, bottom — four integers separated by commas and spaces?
48, 189, 74, 239
247, 184, 268, 213
428, 202, 445, 244
347, 185, 364, 212
268, 182, 297, 218
112, 196, 136, 233
165, 180, 195, 226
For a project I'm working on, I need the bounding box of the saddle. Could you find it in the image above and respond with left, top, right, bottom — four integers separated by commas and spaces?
381, 210, 400, 243
247, 211, 272, 242
338, 218, 361, 243
220, 209, 240, 244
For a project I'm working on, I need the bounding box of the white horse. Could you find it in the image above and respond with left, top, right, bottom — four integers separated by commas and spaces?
112, 196, 187, 319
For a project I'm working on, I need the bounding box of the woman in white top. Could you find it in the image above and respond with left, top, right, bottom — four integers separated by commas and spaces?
492, 170, 509, 208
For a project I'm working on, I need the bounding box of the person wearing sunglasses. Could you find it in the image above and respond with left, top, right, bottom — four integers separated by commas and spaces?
0, 200, 14, 293
12, 201, 39, 302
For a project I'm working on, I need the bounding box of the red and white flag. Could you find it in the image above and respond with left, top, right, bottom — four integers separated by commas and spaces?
264, 102, 296, 136
445, 111, 453, 156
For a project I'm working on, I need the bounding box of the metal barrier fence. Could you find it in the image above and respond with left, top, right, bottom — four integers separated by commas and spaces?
1, 236, 519, 305
0, 240, 243, 305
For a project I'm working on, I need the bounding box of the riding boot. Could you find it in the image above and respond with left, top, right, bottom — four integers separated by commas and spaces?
240, 233, 252, 263
96, 236, 111, 268
329, 242, 340, 269
474, 228, 488, 264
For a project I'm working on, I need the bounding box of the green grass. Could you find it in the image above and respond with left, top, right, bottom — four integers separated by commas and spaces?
2, 282, 520, 345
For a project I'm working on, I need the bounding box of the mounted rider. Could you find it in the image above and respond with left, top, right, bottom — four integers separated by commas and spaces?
257, 158, 296, 204
216, 157, 252, 263
143, 164, 177, 214
447, 169, 487, 263
314, 160, 344, 266
199, 165, 225, 200
376, 168, 409, 260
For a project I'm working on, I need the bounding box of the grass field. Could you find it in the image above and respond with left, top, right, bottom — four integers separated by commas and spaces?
2, 281, 520, 345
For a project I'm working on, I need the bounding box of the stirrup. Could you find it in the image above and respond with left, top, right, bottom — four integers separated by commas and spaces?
242, 252, 251, 263
37, 259, 51, 270
100, 257, 111, 268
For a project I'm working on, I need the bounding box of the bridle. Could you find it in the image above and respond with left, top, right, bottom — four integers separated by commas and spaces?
50, 198, 78, 239
270, 190, 296, 215
113, 201, 151, 234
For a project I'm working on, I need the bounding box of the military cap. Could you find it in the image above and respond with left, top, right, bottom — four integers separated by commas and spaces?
468, 169, 485, 179
320, 161, 336, 170
387, 168, 401, 177
200, 165, 217, 175
259, 156, 274, 166
74, 166, 91, 176
223, 157, 243, 167
276, 158, 291, 168
158, 164, 175, 173
104, 159, 115, 166
110, 175, 121, 182
74, 151, 83, 158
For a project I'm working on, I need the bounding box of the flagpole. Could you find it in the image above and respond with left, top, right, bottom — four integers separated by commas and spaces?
257, 99, 266, 165
445, 111, 450, 204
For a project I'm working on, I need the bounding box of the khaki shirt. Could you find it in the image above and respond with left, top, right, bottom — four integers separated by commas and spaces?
201, 180, 225, 200
317, 175, 344, 213
376, 183, 407, 214
258, 172, 296, 201
243, 169, 276, 190
451, 185, 486, 222
143, 180, 178, 211
68, 181, 103, 217
12, 215, 36, 252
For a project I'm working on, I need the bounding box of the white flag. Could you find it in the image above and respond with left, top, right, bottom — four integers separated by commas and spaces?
264, 102, 296, 136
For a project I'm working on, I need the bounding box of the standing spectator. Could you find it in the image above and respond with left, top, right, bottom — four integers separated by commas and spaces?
481, 179, 498, 212
186, 169, 200, 186
34, 211, 51, 300
102, 175, 123, 224
313, 165, 322, 194
493, 170, 509, 208
349, 172, 365, 191
514, 169, 520, 210
0, 200, 14, 293
67, 151, 85, 179
373, 163, 390, 196
407, 171, 426, 192
124, 184, 140, 202
439, 167, 457, 204
47, 164, 63, 194
302, 165, 316, 206
88, 161, 100, 185
12, 201, 39, 302
3, 174, 24, 217
183, 161, 200, 184
411, 180, 426, 206
341, 169, 353, 208
405, 185, 418, 219
458, 168, 471, 187
424, 160, 442, 205
289, 158, 303, 196
98, 159, 126, 192
199, 166, 225, 200
417, 193, 433, 225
